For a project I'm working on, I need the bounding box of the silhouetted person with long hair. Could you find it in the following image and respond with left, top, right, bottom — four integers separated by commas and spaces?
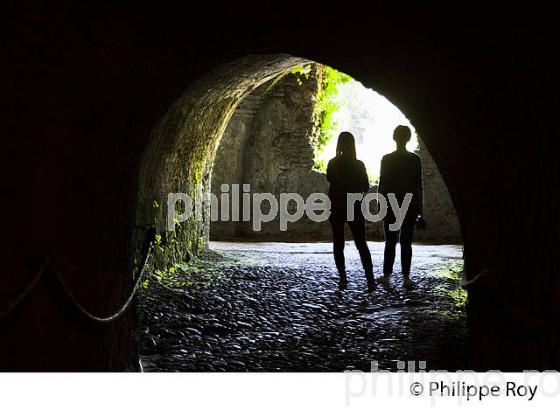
378, 125, 424, 289
327, 132, 376, 292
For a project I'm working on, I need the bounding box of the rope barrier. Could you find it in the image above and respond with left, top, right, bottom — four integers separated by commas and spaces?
462, 269, 560, 330
3, 233, 559, 330
53, 226, 155, 323
0, 226, 155, 324
461, 271, 483, 289
0, 255, 51, 321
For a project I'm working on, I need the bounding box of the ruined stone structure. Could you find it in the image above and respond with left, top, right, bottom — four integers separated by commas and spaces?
211, 66, 461, 243
210, 67, 329, 241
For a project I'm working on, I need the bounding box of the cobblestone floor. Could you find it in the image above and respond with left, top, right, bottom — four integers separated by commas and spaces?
138, 241, 467, 371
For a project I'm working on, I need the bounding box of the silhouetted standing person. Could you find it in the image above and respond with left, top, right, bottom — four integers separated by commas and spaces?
327, 132, 376, 292
378, 125, 424, 288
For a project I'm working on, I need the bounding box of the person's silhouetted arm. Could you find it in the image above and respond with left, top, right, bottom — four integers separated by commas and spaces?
359, 161, 369, 193
378, 156, 386, 197
326, 160, 333, 184
415, 156, 424, 216
378, 156, 387, 215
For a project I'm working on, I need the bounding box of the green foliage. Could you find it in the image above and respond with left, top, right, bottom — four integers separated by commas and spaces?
291, 64, 312, 85
448, 287, 468, 308
434, 261, 464, 280
314, 159, 326, 173
434, 261, 467, 318
314, 66, 352, 171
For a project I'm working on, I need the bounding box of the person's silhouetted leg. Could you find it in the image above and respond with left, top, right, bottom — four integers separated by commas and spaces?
330, 219, 347, 289
383, 220, 398, 277
349, 218, 375, 292
400, 217, 415, 277
399, 210, 417, 288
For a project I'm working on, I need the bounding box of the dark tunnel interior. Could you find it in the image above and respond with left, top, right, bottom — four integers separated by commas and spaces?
2, 5, 560, 372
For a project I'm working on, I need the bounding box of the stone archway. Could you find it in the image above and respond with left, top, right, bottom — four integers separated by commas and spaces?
135, 51, 560, 371
136, 55, 310, 268
136, 54, 465, 266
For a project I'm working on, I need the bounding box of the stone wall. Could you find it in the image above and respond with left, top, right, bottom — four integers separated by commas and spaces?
211, 65, 461, 243
415, 140, 462, 242
211, 67, 330, 240
137, 55, 310, 269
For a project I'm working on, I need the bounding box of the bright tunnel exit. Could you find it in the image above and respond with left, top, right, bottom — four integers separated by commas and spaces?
314, 70, 418, 182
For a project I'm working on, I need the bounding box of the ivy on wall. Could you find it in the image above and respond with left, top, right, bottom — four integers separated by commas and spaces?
290, 64, 352, 172
314, 66, 352, 171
